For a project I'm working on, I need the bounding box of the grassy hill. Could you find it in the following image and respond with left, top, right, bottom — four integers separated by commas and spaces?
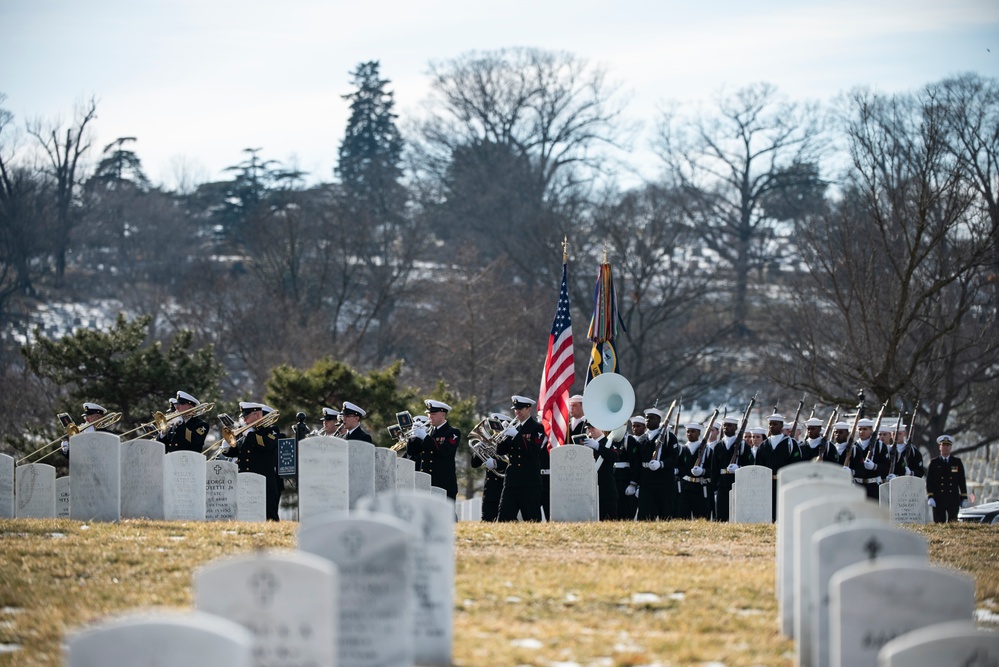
1, 519, 997, 666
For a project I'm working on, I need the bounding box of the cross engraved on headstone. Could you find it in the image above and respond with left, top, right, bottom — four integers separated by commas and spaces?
392, 498, 415, 523
566, 448, 578, 461
340, 527, 365, 558
249, 569, 279, 606
834, 508, 856, 523
214, 463, 223, 476
864, 536, 883, 561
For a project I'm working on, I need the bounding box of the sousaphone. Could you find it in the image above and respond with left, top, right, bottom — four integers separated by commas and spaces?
582, 372, 635, 435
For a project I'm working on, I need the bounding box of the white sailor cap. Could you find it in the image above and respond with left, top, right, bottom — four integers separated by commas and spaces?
169, 398, 178, 406
175, 390, 200, 406
82, 402, 107, 416
937, 434, 954, 444
413, 414, 430, 425
341, 401, 366, 417
511, 395, 536, 408
321, 407, 340, 420
630, 415, 646, 425
261, 405, 276, 415
768, 413, 786, 422
239, 401, 265, 413
569, 394, 584, 404
749, 427, 767, 435
424, 399, 452, 413
490, 412, 512, 423
723, 416, 740, 425
878, 424, 894, 433
805, 417, 824, 427
833, 421, 851, 430
644, 408, 664, 419
685, 422, 704, 432
857, 418, 875, 428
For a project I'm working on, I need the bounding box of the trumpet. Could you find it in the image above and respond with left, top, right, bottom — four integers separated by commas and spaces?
119, 402, 216, 441
19, 411, 123, 465
204, 410, 281, 461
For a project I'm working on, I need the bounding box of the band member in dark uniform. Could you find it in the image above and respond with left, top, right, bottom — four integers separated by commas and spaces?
848, 418, 890, 499
614, 416, 644, 520
630, 410, 678, 521
676, 422, 712, 520
158, 391, 209, 454
470, 413, 510, 521
61, 402, 113, 459
755, 413, 801, 519
710, 415, 754, 522
581, 421, 620, 520
225, 401, 280, 521
496, 395, 546, 522
315, 407, 342, 436
926, 434, 968, 523
340, 401, 373, 442
408, 399, 461, 499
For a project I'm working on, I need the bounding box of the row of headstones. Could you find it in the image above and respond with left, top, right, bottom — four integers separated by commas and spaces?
773, 460, 998, 667
64, 490, 456, 667
0, 434, 444, 521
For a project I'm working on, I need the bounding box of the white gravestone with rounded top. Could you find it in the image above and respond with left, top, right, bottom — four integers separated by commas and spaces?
414, 471, 432, 493
732, 464, 772, 523
396, 457, 415, 491
236, 472, 266, 522
348, 441, 376, 509
551, 444, 599, 522
16, 463, 56, 518
164, 450, 207, 521
70, 431, 121, 521
877, 620, 999, 667
887, 476, 927, 524
120, 439, 165, 519
298, 436, 349, 521
205, 460, 238, 521
0, 453, 14, 519
374, 447, 397, 494
57, 476, 71, 518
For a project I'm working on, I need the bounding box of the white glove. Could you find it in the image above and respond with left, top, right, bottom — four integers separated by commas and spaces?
961, 499, 970, 508
843, 465, 852, 473
927, 498, 936, 508
484, 457, 496, 470
635, 487, 640, 498
411, 426, 427, 440
904, 467, 912, 476
583, 438, 600, 451
61, 440, 69, 454
727, 464, 739, 473
863, 459, 875, 471
625, 483, 637, 496
886, 473, 897, 481
691, 465, 704, 477
647, 460, 662, 471
503, 425, 518, 438
674, 468, 679, 475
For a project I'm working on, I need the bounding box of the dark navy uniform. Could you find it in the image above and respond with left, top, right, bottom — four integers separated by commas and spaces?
470, 451, 507, 521
926, 454, 967, 523
234, 425, 280, 521
496, 417, 546, 522
590, 435, 620, 520
848, 438, 890, 499
710, 436, 755, 522
756, 432, 802, 519
887, 443, 925, 478
677, 442, 712, 519
159, 415, 209, 454
409, 422, 461, 499
631, 429, 678, 521
614, 433, 639, 520
344, 426, 373, 443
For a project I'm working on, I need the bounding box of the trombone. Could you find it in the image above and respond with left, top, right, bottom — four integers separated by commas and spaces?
119, 402, 216, 441
204, 410, 281, 461
18, 411, 123, 465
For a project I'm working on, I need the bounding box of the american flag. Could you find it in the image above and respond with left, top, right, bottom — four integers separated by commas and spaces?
538, 262, 575, 448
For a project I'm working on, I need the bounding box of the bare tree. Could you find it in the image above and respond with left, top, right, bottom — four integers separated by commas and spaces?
656, 83, 826, 336
27, 97, 98, 286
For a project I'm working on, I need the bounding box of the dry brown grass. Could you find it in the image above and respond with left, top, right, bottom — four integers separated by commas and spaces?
0, 519, 997, 667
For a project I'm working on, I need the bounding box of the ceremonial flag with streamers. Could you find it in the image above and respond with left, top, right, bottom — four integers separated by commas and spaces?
586, 261, 624, 384
538, 261, 575, 448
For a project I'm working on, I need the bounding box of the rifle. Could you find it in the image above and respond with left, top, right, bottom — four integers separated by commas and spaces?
730, 392, 758, 465
887, 409, 905, 475
813, 405, 840, 462
787, 394, 806, 443
693, 407, 721, 469
673, 399, 682, 436
649, 398, 678, 452
841, 390, 866, 469
863, 398, 890, 463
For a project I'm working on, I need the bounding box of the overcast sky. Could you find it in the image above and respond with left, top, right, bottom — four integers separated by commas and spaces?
2, 0, 997, 190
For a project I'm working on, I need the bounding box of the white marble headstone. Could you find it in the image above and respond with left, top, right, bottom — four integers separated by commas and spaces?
812, 520, 929, 667
877, 620, 999, 667
298, 512, 416, 667
550, 444, 599, 522
69, 431, 121, 521
792, 498, 889, 662
776, 461, 853, 517
470, 497, 482, 522
732, 464, 773, 523
120, 439, 165, 520
298, 436, 349, 521
348, 441, 376, 509
357, 491, 455, 665
0, 453, 14, 519
66, 610, 253, 667
878, 482, 890, 508
888, 476, 927, 524
195, 550, 338, 667
830, 557, 975, 667
164, 450, 207, 521
205, 460, 238, 521
396, 457, 416, 491
374, 447, 397, 494
777, 479, 862, 616
414, 471, 432, 493
236, 472, 267, 522
15, 463, 56, 518
57, 476, 71, 518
